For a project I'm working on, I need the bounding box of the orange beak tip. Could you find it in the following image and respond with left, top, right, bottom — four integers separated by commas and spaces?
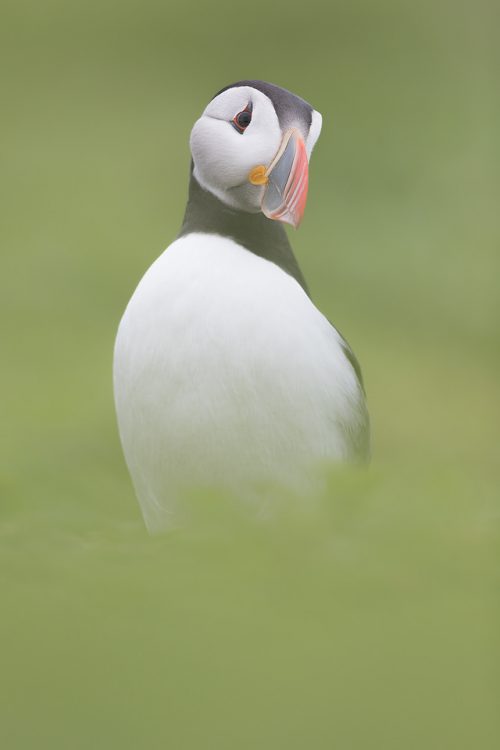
259, 129, 309, 228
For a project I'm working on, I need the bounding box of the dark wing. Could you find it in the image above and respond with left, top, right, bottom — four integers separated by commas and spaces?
339, 335, 366, 396
331, 323, 371, 462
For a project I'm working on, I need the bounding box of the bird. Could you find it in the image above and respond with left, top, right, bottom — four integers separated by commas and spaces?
113, 80, 369, 532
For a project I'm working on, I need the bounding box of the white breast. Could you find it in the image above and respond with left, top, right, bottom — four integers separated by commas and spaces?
114, 233, 367, 531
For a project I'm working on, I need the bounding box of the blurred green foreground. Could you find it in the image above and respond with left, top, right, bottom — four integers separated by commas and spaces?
1, 1, 499, 747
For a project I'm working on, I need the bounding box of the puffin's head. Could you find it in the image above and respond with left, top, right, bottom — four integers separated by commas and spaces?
189, 80, 322, 228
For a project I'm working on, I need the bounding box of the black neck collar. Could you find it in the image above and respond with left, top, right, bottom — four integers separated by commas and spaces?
178, 171, 309, 296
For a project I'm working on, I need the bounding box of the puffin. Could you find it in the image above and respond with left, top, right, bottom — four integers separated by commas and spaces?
114, 80, 369, 532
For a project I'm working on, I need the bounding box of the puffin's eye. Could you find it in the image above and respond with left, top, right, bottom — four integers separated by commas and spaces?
231, 102, 253, 134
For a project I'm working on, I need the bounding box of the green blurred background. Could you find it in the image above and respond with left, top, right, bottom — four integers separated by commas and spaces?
1, 0, 499, 747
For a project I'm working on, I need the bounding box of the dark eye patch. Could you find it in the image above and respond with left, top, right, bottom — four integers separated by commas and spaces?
231, 102, 253, 134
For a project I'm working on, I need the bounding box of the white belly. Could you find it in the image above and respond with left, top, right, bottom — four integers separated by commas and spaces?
114, 233, 366, 531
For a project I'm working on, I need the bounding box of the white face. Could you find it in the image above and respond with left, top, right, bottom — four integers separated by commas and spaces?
190, 86, 322, 213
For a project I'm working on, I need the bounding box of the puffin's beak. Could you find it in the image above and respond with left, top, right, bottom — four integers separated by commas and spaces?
248, 128, 309, 229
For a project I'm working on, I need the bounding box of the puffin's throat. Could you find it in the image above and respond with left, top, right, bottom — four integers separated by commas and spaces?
178, 170, 309, 296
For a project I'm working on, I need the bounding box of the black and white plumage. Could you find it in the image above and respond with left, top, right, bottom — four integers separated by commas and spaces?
114, 80, 369, 531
